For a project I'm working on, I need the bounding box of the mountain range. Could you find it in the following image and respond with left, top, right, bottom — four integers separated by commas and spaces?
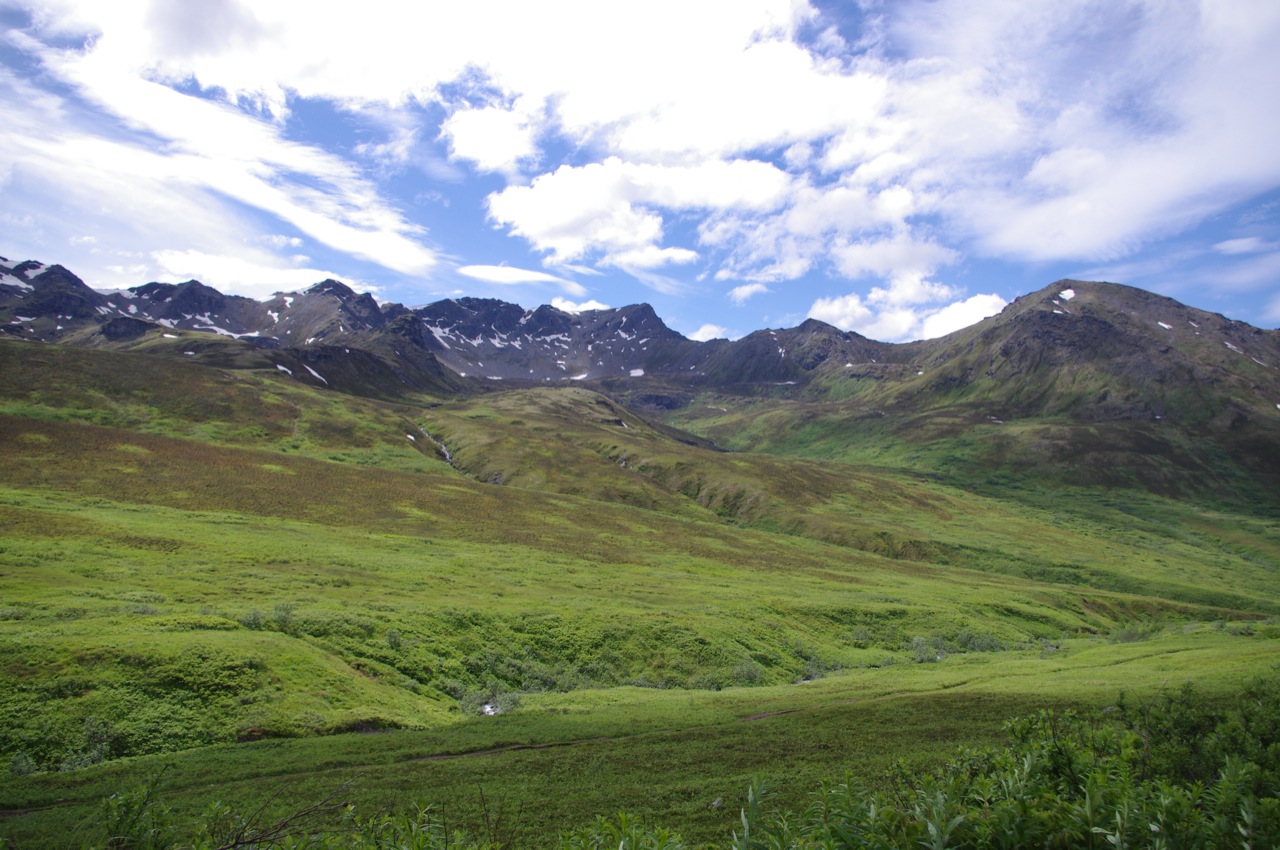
4, 254, 1280, 505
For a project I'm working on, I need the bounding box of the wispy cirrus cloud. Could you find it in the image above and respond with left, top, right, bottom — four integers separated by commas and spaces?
457, 264, 587, 297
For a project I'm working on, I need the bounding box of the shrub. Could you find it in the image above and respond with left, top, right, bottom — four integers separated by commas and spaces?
8, 751, 37, 777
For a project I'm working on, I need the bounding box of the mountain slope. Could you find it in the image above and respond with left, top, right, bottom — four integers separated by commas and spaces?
665, 281, 1280, 507
4, 255, 1280, 506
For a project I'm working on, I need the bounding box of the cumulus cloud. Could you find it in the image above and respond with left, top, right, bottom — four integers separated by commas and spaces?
729, 283, 769, 304
808, 290, 1006, 342
441, 103, 539, 173
688, 323, 729, 341
485, 156, 791, 270
832, 234, 954, 282
551, 296, 610, 313
919, 293, 1007, 338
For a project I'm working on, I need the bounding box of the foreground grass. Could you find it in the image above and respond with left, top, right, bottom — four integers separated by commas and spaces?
2, 628, 1276, 846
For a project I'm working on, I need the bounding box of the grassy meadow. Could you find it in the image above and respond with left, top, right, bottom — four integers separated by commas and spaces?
1, 337, 1278, 845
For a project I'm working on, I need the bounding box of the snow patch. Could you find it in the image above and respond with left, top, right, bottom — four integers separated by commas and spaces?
406, 433, 415, 441
426, 325, 454, 349
1157, 322, 1172, 329
183, 351, 195, 356
1188, 320, 1199, 328
276, 364, 293, 375
630, 369, 645, 377
303, 364, 328, 384
1, 273, 32, 291
162, 333, 178, 338
193, 315, 260, 339
570, 372, 589, 380
1059, 288, 1076, 300
1225, 341, 1243, 353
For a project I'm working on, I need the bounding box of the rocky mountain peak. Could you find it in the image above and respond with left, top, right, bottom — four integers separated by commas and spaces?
307, 279, 358, 300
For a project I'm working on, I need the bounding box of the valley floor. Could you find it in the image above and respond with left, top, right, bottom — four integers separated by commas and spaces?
2, 626, 1276, 846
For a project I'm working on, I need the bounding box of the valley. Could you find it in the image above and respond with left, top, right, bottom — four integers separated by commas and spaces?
1, 258, 1279, 845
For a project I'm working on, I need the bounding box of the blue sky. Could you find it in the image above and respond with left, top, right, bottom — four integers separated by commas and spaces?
2, 0, 1279, 342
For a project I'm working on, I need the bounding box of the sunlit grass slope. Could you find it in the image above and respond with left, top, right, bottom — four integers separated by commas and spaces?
1, 336, 1278, 845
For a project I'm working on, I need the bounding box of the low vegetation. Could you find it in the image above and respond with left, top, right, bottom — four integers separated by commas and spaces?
1, 336, 1278, 845
59, 674, 1280, 847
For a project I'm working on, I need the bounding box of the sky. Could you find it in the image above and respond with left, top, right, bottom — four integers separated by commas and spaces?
2, 1, 1279, 343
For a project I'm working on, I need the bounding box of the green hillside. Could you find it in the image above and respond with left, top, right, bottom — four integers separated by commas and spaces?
1, 336, 1278, 845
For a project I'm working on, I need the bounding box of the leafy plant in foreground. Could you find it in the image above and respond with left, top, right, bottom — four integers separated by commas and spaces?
70, 677, 1280, 848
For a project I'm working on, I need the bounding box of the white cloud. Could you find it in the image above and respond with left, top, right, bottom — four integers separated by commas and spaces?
1214, 237, 1277, 255
832, 234, 959, 284
605, 246, 699, 270
441, 103, 539, 173
7, 0, 1280, 321
458, 263, 586, 296
485, 156, 792, 273
689, 323, 729, 341
729, 283, 769, 304
551, 296, 610, 313
457, 264, 570, 285
1204, 251, 1280, 293
1, 18, 438, 282
808, 289, 1005, 342
919, 293, 1007, 339
151, 249, 354, 299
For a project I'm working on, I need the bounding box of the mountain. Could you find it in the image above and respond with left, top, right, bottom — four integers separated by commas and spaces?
4, 254, 1280, 506
657, 281, 1280, 506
